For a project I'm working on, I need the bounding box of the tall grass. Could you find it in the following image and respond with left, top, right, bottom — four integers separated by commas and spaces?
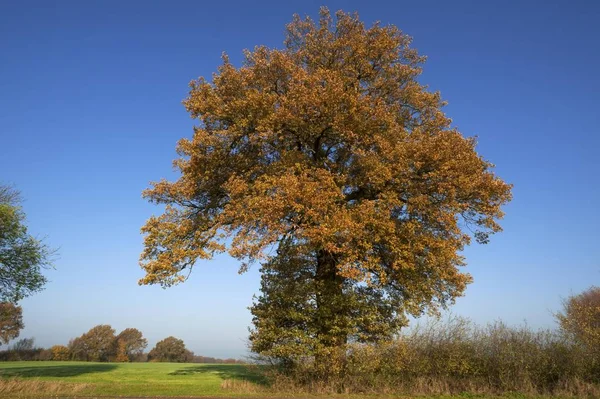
0, 378, 89, 397
257, 317, 600, 397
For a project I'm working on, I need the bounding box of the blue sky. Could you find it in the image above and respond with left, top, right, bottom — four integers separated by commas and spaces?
1, 0, 598, 358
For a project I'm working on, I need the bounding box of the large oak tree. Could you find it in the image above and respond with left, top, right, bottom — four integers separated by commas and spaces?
139, 9, 511, 366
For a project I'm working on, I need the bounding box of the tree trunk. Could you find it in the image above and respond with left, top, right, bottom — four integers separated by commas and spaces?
314, 249, 347, 378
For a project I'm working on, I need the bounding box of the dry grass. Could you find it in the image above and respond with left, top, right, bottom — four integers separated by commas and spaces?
0, 378, 89, 397
220, 378, 265, 393
263, 372, 600, 398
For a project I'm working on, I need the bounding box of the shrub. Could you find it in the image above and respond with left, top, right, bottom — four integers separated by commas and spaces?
260, 316, 600, 397
50, 345, 70, 361
557, 286, 600, 352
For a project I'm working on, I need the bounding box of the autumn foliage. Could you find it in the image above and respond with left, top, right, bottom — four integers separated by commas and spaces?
115, 340, 129, 362
115, 328, 148, 360
138, 8, 511, 370
50, 345, 70, 361
67, 325, 148, 362
557, 286, 600, 354
68, 325, 116, 362
148, 336, 192, 363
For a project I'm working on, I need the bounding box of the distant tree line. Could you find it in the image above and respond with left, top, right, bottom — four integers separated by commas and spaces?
0, 324, 244, 363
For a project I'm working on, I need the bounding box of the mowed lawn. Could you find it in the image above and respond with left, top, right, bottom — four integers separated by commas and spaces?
0, 361, 265, 397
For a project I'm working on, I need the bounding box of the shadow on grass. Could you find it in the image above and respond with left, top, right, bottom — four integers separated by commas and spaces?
169, 364, 268, 385
0, 364, 117, 378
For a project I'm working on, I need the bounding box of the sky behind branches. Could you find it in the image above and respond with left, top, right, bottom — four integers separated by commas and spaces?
1, 0, 598, 357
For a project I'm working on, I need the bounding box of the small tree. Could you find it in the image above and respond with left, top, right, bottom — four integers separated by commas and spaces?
557, 286, 600, 352
12, 337, 35, 351
0, 184, 54, 347
0, 302, 24, 344
50, 345, 70, 361
115, 328, 147, 361
148, 336, 190, 362
68, 336, 87, 361
0, 184, 53, 303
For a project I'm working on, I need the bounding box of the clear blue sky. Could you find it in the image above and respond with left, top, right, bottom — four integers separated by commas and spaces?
1, 0, 598, 358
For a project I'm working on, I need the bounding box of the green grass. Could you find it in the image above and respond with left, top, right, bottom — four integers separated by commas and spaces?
0, 361, 265, 397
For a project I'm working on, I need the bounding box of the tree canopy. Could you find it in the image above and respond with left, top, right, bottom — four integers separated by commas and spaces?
0, 184, 53, 303
148, 336, 192, 363
557, 286, 600, 353
0, 302, 24, 344
139, 8, 512, 365
116, 328, 148, 360
69, 324, 116, 362
50, 345, 70, 361
67, 325, 148, 362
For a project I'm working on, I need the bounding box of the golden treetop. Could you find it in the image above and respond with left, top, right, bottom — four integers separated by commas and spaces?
140, 8, 511, 315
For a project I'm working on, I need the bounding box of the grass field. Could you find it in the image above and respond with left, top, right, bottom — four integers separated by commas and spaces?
0, 361, 266, 397
0, 361, 582, 399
